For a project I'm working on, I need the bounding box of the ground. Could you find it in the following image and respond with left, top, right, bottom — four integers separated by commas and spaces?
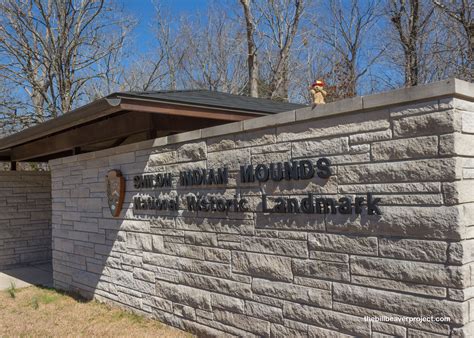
0, 285, 192, 337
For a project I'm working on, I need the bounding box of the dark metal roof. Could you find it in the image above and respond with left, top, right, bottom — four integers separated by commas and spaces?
112, 90, 307, 114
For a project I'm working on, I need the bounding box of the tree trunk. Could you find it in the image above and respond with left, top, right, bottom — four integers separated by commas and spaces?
390, 0, 423, 87
470, 24, 474, 79
240, 0, 259, 98
269, 0, 304, 101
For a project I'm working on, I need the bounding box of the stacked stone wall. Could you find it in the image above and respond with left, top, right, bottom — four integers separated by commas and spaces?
50, 80, 474, 337
0, 171, 52, 269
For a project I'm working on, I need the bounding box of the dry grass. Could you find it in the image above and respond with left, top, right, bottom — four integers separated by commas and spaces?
0, 286, 192, 337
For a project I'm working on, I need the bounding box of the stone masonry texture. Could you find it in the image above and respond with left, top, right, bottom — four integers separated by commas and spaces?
50, 82, 474, 337
0, 171, 52, 269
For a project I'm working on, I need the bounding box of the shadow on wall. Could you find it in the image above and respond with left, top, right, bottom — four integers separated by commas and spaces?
0, 171, 52, 271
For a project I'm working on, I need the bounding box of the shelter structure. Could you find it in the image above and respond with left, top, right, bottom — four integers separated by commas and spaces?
0, 90, 304, 163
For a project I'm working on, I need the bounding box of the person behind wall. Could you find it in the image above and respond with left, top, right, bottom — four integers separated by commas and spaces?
309, 79, 327, 107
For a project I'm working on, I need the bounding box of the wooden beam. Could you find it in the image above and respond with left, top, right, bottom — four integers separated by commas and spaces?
11, 113, 152, 162
11, 162, 16, 171
109, 137, 128, 148
120, 100, 263, 122
147, 113, 156, 139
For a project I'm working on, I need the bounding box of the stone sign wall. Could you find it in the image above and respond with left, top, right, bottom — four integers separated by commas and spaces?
0, 171, 51, 269
50, 79, 474, 337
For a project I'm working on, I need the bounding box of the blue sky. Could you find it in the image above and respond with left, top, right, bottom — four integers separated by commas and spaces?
119, 0, 211, 51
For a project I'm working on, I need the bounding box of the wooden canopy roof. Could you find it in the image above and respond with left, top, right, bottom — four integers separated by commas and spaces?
0, 90, 305, 163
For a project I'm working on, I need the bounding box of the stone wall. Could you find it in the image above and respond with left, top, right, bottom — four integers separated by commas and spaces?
0, 171, 52, 269
50, 79, 474, 337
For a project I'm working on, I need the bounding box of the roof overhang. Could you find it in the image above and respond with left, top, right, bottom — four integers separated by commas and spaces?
0, 95, 273, 163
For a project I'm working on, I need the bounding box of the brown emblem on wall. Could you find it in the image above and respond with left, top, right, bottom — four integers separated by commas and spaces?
106, 169, 125, 217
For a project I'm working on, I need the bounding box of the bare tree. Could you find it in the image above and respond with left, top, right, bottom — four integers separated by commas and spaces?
178, 6, 248, 94
388, 0, 434, 87
0, 0, 132, 125
84, 3, 181, 97
432, 0, 473, 81
311, 0, 384, 99
0, 77, 22, 134
257, 0, 305, 101
121, 55, 167, 92
238, 0, 304, 101
117, 9, 175, 94
289, 34, 333, 103
81, 41, 129, 100
240, 0, 260, 97
150, 3, 185, 91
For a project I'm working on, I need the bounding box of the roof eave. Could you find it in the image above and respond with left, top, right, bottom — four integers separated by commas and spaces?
0, 97, 119, 151
113, 93, 287, 115
0, 94, 275, 157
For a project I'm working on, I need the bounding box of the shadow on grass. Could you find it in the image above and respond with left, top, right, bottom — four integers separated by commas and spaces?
33, 284, 90, 303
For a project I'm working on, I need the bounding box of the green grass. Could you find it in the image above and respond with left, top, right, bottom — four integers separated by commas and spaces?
0, 286, 191, 337
28, 289, 61, 309
37, 292, 60, 304
7, 282, 16, 299
31, 297, 39, 310
111, 309, 148, 325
